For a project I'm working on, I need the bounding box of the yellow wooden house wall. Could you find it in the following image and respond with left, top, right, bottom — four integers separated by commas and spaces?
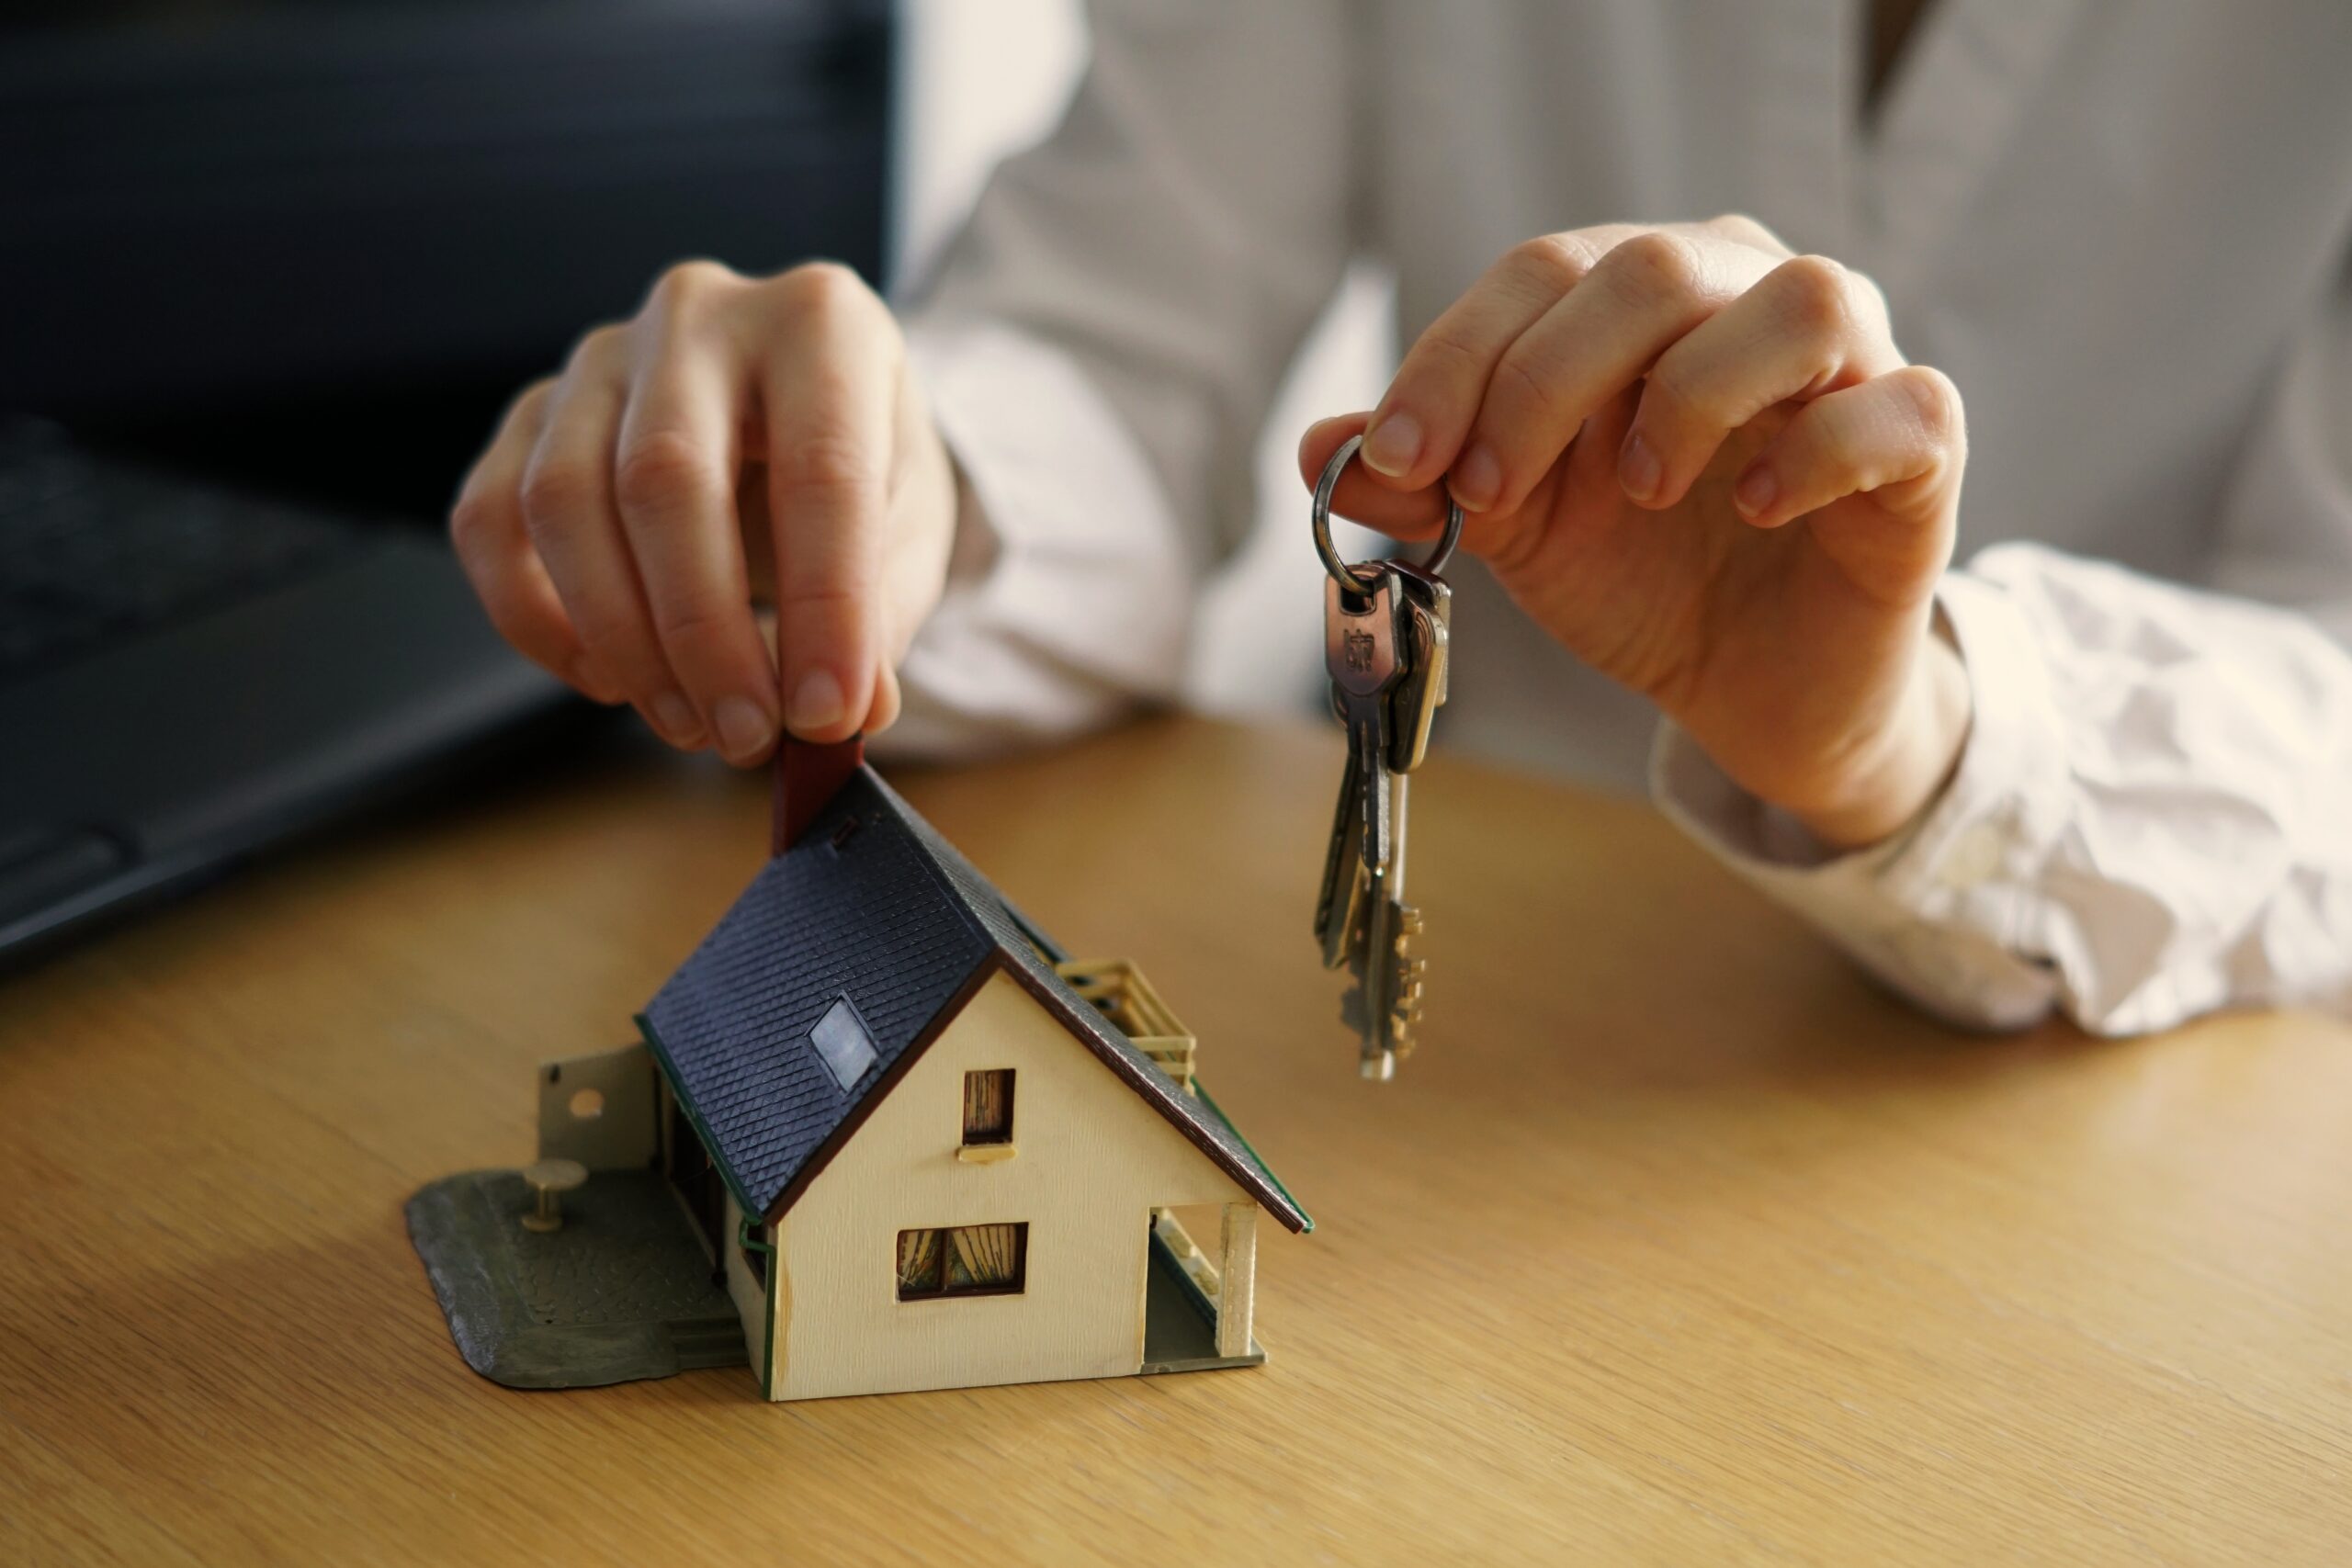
719, 1190, 774, 1394
765, 968, 1250, 1402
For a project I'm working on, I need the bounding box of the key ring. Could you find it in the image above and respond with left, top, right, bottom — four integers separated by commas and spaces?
1312, 433, 1464, 591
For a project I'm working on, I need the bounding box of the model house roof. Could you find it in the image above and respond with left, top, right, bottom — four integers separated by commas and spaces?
637, 766, 1309, 1234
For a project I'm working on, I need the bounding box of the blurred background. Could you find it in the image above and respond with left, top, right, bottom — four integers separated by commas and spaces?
0, 0, 1388, 964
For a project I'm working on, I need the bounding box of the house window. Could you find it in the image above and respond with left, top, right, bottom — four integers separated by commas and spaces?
896, 1223, 1028, 1300
809, 996, 877, 1091
962, 1068, 1014, 1145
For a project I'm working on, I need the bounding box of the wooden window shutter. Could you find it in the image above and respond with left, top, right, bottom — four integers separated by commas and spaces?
962, 1068, 1013, 1145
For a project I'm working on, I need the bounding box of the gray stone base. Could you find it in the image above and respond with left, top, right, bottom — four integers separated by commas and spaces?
406, 1168, 747, 1391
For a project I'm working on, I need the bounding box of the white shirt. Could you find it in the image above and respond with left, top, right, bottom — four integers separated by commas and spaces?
889, 0, 2352, 1037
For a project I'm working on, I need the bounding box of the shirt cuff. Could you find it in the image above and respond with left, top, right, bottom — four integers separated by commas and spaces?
1651, 572, 2072, 1030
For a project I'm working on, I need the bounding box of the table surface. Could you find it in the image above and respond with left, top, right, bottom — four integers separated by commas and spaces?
5, 716, 2349, 1566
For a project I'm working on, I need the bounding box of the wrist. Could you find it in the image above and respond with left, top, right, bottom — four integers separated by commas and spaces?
1787, 629, 1973, 851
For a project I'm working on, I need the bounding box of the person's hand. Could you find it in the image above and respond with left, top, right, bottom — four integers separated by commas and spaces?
450, 260, 956, 763
1304, 217, 1970, 848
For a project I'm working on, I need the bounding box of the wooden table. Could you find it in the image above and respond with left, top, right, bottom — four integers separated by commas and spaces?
5, 716, 2349, 1565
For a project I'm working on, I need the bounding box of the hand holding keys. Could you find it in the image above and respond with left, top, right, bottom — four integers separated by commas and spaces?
1309, 434, 1462, 1080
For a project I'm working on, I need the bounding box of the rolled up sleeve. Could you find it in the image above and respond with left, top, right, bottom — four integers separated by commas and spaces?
1657, 545, 2352, 1035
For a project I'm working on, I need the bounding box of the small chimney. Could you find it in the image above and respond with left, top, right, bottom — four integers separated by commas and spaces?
772, 733, 865, 856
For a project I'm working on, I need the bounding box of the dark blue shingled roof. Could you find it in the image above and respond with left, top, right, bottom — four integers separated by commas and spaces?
637, 767, 1308, 1232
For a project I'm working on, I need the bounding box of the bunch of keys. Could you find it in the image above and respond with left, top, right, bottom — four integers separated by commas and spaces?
1308, 434, 1463, 1081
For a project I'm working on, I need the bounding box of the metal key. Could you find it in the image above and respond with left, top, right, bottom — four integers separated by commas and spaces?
1318, 562, 1439, 1079
1313, 560, 1402, 946
1312, 734, 1369, 970
1385, 561, 1453, 773
1319, 566, 1447, 921
1308, 433, 1463, 1081
1345, 570, 1451, 1075
1364, 564, 1449, 1061
1318, 564, 1402, 1077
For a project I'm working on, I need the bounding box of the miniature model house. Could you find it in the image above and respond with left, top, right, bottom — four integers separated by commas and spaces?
410, 741, 1308, 1402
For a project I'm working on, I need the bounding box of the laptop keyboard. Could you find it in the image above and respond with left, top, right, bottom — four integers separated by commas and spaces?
0, 422, 382, 683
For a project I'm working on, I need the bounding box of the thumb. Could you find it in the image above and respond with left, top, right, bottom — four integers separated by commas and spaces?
1298, 414, 1459, 544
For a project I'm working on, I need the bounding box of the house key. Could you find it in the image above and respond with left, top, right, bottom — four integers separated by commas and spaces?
1308, 434, 1462, 1080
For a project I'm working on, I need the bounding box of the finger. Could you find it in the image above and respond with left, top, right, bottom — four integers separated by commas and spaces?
1359, 227, 1645, 492
1456, 230, 1785, 517
1624, 254, 1900, 510
520, 329, 692, 743
614, 265, 781, 764
868, 662, 904, 736
1731, 366, 1966, 532
1364, 220, 1781, 502
1692, 211, 1795, 259
449, 381, 612, 699
761, 262, 896, 743
1297, 414, 1460, 537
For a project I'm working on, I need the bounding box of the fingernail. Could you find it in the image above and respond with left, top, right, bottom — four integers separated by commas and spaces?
786, 668, 846, 736
713, 695, 775, 761
650, 691, 701, 743
1618, 432, 1662, 503
1450, 444, 1502, 513
1736, 464, 1778, 518
1361, 412, 1422, 477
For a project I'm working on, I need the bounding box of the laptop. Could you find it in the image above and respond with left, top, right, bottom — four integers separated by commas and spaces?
0, 0, 893, 965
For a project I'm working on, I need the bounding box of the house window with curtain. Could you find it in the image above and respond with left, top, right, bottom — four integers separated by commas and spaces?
896, 1223, 1028, 1300
961, 1068, 1013, 1145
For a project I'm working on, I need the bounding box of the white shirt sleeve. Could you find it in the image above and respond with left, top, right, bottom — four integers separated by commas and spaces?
876, 319, 1194, 759
876, 0, 1354, 760
1655, 261, 2352, 1037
